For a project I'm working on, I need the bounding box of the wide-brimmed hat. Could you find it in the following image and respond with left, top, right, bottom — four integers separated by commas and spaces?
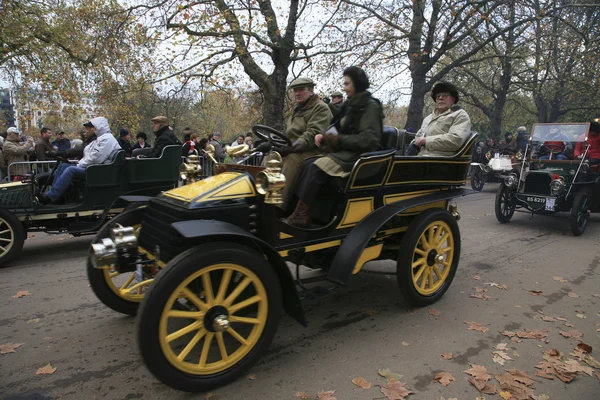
431, 82, 459, 103
288, 77, 316, 90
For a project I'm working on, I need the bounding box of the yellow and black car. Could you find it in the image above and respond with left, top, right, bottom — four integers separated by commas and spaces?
87, 125, 477, 392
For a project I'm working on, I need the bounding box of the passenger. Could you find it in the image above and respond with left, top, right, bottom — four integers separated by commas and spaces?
118, 128, 133, 157
538, 126, 571, 160
409, 82, 472, 156
574, 121, 600, 165
4, 127, 35, 177
139, 116, 182, 159
38, 117, 121, 204
516, 126, 528, 152
275, 77, 332, 214
286, 66, 383, 228
35, 127, 56, 161
131, 132, 150, 150
498, 131, 517, 155
327, 90, 344, 118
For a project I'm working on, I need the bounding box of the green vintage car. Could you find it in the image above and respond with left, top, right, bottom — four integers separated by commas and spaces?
495, 123, 599, 235
0, 145, 181, 266
88, 125, 477, 392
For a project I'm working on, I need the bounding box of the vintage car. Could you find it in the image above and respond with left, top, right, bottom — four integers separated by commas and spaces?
0, 145, 181, 267
495, 123, 599, 235
470, 151, 521, 191
87, 125, 477, 392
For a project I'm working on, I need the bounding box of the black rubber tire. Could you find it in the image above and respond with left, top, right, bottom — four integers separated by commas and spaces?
471, 169, 484, 191
0, 209, 26, 268
495, 184, 515, 223
570, 190, 589, 236
137, 242, 282, 392
397, 209, 461, 307
87, 206, 147, 316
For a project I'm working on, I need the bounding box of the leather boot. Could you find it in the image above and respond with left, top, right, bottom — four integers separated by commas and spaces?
285, 200, 310, 228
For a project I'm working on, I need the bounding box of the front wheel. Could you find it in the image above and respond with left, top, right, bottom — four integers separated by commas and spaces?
0, 209, 26, 267
471, 168, 484, 191
397, 209, 461, 307
495, 184, 515, 223
137, 242, 282, 392
570, 190, 589, 236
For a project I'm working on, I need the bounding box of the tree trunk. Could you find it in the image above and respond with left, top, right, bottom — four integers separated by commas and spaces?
261, 66, 289, 131
489, 92, 506, 140
405, 73, 428, 132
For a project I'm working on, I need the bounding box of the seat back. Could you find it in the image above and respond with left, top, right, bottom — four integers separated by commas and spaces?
85, 150, 125, 187
453, 132, 479, 159
126, 145, 181, 184
131, 147, 153, 158
379, 126, 399, 150
343, 149, 396, 193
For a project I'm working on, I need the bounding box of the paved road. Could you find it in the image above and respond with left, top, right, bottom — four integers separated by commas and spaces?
1, 184, 599, 400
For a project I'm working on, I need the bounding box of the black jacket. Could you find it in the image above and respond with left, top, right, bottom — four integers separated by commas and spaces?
118, 138, 133, 157
148, 126, 182, 158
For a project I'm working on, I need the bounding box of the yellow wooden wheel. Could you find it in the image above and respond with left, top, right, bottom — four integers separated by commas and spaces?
398, 208, 460, 306
137, 243, 282, 392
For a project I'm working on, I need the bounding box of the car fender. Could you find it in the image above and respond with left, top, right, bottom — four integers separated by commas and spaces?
171, 219, 307, 327
470, 162, 484, 170
327, 188, 472, 285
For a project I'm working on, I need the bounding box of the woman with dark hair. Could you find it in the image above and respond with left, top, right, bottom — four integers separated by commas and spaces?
285, 66, 384, 228
132, 132, 150, 150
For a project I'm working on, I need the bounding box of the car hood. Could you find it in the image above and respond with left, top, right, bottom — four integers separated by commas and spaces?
161, 172, 256, 206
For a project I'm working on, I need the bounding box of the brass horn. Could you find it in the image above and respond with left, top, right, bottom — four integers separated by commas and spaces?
226, 144, 250, 157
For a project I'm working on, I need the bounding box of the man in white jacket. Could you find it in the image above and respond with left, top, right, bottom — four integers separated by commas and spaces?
38, 117, 121, 204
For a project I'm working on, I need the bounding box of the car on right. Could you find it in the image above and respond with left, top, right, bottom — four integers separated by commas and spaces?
495, 122, 600, 235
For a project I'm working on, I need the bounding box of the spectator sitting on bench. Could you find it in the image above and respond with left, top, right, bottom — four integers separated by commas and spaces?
37, 117, 121, 205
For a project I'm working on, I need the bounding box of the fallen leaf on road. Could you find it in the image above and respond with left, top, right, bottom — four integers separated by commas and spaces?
592, 294, 600, 299
499, 392, 512, 400
595, 372, 600, 381
27, 318, 40, 323
560, 330, 583, 339
474, 286, 488, 292
406, 309, 417, 315
544, 349, 563, 361
296, 392, 310, 399
470, 293, 489, 300
556, 317, 567, 321
428, 308, 441, 316
493, 351, 513, 365
468, 378, 498, 394
441, 353, 452, 360
485, 282, 508, 290
380, 381, 414, 400
531, 395, 550, 400
516, 330, 547, 340
466, 321, 489, 333
464, 364, 491, 381
576, 343, 592, 354
495, 372, 534, 400
576, 314, 586, 319
500, 330, 516, 337
563, 359, 593, 376
529, 290, 544, 296
495, 343, 509, 351
12, 290, 30, 298
542, 316, 556, 322
474, 275, 480, 280
0, 343, 23, 354
351, 377, 372, 389
434, 372, 455, 386
506, 369, 533, 386
247, 373, 256, 380
317, 391, 337, 400
402, 341, 410, 346
202, 393, 218, 399
565, 323, 574, 327
27, 233, 36, 239
553, 276, 568, 282
35, 364, 56, 375
568, 292, 579, 298
378, 368, 404, 382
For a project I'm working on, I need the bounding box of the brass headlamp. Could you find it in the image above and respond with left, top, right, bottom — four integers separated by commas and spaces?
256, 152, 286, 204
226, 144, 250, 158
180, 150, 203, 183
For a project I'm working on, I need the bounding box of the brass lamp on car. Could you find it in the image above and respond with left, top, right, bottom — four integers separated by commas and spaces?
180, 150, 203, 183
225, 144, 250, 158
256, 152, 286, 204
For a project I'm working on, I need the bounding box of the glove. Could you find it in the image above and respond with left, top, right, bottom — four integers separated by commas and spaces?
46, 150, 57, 158
275, 141, 304, 157
323, 97, 331, 104
322, 134, 341, 151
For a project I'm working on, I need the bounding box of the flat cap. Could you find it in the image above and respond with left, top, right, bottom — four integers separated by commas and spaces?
289, 77, 315, 90
7, 127, 21, 134
151, 115, 168, 125
331, 91, 343, 97
517, 126, 526, 131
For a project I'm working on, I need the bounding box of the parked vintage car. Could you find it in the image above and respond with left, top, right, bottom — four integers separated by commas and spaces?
87, 125, 477, 392
495, 122, 599, 235
0, 145, 181, 267
470, 152, 521, 191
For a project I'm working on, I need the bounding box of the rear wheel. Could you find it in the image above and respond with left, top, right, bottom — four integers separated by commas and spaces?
87, 206, 152, 316
495, 184, 515, 223
570, 190, 589, 236
137, 243, 282, 392
397, 209, 460, 307
471, 168, 484, 191
0, 209, 25, 268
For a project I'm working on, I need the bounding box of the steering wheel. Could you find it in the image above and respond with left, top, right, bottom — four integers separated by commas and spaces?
252, 124, 292, 147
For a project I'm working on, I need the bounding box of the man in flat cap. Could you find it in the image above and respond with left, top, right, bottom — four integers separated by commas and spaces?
409, 81, 471, 156
328, 90, 344, 117
276, 77, 332, 214
143, 116, 181, 158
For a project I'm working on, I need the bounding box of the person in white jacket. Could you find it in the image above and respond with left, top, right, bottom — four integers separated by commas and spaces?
38, 117, 121, 204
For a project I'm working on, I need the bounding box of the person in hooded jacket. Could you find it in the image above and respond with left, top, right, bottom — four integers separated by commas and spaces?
38, 117, 121, 204
139, 116, 181, 158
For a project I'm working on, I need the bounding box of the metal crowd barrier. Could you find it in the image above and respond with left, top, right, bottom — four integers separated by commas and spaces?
180, 151, 265, 180
7, 160, 61, 181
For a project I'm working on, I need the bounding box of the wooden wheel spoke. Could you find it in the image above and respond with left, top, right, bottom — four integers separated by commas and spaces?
414, 247, 427, 256
166, 320, 203, 343
119, 274, 136, 290
229, 295, 261, 314
181, 288, 209, 311
427, 227, 435, 248
438, 246, 452, 254
0, 245, 6, 252
223, 277, 252, 307
215, 269, 233, 303
419, 269, 430, 290
108, 271, 120, 278
433, 265, 443, 280
201, 271, 215, 304
176, 329, 206, 362
199, 332, 214, 367
229, 315, 261, 325
216, 332, 228, 361
0, 229, 10, 235
167, 310, 205, 319
413, 264, 427, 282
419, 235, 430, 251
436, 232, 449, 249
428, 268, 434, 288
227, 326, 249, 346
122, 279, 153, 294
0, 237, 12, 242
